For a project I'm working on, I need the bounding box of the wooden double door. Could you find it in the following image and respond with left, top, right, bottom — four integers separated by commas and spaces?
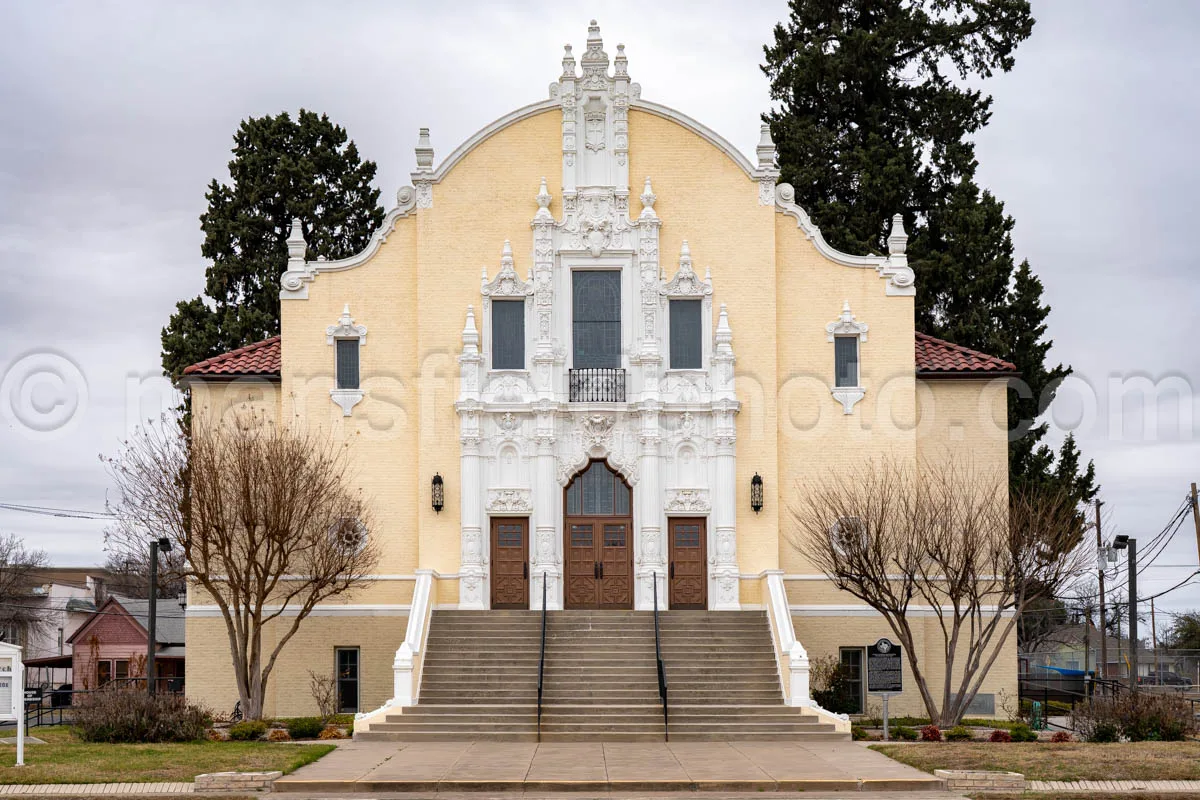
564, 517, 633, 608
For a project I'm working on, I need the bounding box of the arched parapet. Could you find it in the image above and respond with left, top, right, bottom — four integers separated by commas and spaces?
774, 183, 915, 297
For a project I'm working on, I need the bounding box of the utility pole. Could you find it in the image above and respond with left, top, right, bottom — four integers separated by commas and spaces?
1096, 500, 1107, 680
1191, 483, 1200, 563
1151, 597, 1159, 683
1126, 538, 1138, 694
1082, 603, 1091, 675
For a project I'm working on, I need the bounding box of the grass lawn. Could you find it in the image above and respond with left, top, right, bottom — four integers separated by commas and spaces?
0, 727, 334, 784
873, 741, 1200, 782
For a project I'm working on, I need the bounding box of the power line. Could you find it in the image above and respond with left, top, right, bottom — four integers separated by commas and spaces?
0, 502, 114, 520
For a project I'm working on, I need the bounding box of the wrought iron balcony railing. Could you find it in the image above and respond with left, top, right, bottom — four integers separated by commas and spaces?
569, 368, 626, 402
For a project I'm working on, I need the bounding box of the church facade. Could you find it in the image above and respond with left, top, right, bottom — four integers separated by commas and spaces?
183, 22, 1017, 721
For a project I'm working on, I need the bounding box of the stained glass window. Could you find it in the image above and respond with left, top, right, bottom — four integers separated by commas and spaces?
573, 271, 621, 368
669, 299, 702, 369
491, 300, 525, 370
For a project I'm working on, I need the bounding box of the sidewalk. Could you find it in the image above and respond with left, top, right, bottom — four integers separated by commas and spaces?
272, 739, 946, 793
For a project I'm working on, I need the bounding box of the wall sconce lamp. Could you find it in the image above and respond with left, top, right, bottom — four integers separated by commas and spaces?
750, 473, 764, 514
431, 473, 444, 513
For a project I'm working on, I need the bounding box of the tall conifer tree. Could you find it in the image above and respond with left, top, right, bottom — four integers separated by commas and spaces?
162, 110, 384, 381
763, 0, 1095, 503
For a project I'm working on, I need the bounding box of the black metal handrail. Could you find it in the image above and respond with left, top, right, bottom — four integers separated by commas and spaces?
537, 571, 548, 742
653, 572, 669, 741
569, 368, 626, 402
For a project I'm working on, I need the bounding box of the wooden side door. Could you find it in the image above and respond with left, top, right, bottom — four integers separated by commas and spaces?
598, 521, 632, 608
566, 521, 598, 608
668, 517, 707, 609
490, 518, 529, 609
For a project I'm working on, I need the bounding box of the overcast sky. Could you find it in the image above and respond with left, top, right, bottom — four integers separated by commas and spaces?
1, 1, 1197, 620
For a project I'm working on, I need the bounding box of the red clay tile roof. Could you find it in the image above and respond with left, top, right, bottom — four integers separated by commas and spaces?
915, 332, 1016, 376
182, 332, 1014, 379
182, 336, 281, 377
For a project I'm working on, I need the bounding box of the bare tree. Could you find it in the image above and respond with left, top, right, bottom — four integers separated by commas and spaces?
308, 670, 338, 725
0, 533, 50, 646
102, 550, 186, 599
790, 459, 1086, 726
104, 412, 379, 719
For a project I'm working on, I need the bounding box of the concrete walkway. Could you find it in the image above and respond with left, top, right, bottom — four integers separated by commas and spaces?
273, 739, 946, 793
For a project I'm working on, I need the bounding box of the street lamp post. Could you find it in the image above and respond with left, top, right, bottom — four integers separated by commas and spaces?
1112, 535, 1137, 694
147, 536, 172, 697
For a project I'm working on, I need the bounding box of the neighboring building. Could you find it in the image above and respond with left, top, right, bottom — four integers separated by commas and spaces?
10, 567, 107, 679
180, 22, 1016, 720
66, 596, 185, 691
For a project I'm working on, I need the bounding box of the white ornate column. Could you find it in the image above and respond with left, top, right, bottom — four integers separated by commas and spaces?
531, 179, 557, 399
456, 307, 487, 609
532, 408, 561, 609
711, 305, 740, 610
636, 410, 665, 609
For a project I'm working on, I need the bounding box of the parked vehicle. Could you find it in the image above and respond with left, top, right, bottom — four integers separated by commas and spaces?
1140, 671, 1193, 687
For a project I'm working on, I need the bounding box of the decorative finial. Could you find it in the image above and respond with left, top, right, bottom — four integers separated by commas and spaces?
887, 213, 908, 256
757, 123, 777, 171
415, 128, 434, 171
614, 44, 628, 77
582, 19, 608, 68
715, 303, 733, 350
462, 305, 479, 348
679, 240, 692, 268
500, 239, 514, 269
286, 218, 306, 262
640, 177, 656, 210
562, 44, 576, 78
536, 177, 551, 209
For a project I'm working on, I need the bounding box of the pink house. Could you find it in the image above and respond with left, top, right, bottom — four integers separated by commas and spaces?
66, 597, 185, 691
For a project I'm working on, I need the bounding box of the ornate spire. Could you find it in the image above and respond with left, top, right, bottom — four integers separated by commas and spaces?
581, 19, 609, 72
462, 306, 479, 352
887, 214, 908, 256
715, 304, 734, 354
286, 218, 306, 263
414, 128, 434, 172
534, 177, 553, 221
614, 43, 628, 77
756, 124, 777, 172
561, 43, 576, 79
639, 176, 657, 219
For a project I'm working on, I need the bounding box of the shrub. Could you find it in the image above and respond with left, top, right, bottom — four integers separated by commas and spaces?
809, 654, 860, 715
318, 725, 348, 740
267, 728, 292, 742
285, 716, 326, 740
920, 724, 942, 742
851, 725, 871, 741
1072, 694, 1196, 743
989, 729, 1012, 743
228, 719, 269, 741
206, 727, 228, 742
944, 726, 972, 742
1050, 731, 1073, 743
891, 725, 918, 741
73, 686, 210, 743
1009, 723, 1037, 742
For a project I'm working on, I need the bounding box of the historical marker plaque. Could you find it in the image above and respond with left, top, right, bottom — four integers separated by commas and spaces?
867, 638, 903, 694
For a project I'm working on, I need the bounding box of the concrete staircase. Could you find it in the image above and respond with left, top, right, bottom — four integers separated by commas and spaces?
357, 608, 845, 741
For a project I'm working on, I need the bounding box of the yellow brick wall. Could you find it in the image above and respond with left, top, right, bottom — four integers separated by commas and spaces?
186, 614, 405, 719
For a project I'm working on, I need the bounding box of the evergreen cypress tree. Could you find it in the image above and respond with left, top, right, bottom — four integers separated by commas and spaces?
162, 110, 384, 381
763, 0, 1095, 503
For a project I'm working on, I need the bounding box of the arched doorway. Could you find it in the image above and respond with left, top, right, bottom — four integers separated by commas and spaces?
563, 460, 633, 609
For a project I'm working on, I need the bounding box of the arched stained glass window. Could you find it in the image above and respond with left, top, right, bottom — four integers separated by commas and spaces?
566, 461, 631, 516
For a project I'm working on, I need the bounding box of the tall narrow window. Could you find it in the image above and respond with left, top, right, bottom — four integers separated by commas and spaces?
96, 660, 112, 687
839, 647, 865, 714
335, 647, 360, 713
573, 271, 621, 368
834, 336, 859, 388
669, 299, 702, 369
491, 300, 525, 370
336, 339, 360, 390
